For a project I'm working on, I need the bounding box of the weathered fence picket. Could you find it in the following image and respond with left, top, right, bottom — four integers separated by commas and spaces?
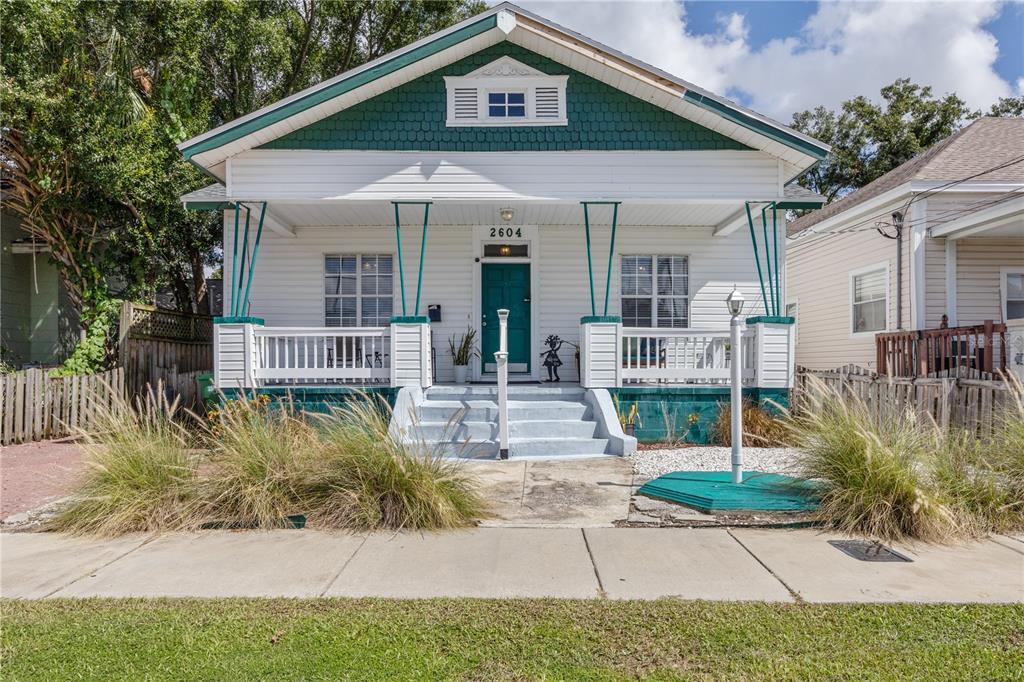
0, 368, 123, 445
795, 366, 1014, 438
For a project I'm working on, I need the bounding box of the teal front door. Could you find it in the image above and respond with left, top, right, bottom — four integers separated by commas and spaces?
481, 263, 530, 374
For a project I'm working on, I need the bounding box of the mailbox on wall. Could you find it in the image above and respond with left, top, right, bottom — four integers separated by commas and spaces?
428, 304, 442, 322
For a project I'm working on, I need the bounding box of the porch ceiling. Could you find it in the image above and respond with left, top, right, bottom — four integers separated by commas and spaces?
261, 200, 743, 228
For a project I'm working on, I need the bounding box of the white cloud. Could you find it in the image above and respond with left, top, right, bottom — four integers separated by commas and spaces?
515, 0, 1021, 122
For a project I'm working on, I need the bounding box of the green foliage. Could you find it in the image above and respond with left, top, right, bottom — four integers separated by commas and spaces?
51, 298, 122, 377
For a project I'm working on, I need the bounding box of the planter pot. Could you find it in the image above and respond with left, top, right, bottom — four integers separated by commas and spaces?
624, 423, 636, 437
453, 364, 469, 384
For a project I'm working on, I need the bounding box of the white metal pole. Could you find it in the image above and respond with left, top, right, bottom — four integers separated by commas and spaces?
730, 313, 744, 484
496, 309, 510, 459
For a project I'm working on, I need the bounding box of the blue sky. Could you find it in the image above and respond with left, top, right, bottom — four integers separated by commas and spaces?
518, 1, 1024, 121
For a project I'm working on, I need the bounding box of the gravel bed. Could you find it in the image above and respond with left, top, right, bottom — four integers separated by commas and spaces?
628, 447, 803, 480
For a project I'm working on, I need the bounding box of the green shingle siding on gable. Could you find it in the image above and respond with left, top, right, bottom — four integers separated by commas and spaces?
260, 43, 750, 153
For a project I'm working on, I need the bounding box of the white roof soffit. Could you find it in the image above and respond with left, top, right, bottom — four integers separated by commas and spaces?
179, 3, 829, 180
929, 194, 1024, 240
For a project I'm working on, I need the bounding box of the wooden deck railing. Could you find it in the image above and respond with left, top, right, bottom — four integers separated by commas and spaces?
619, 328, 755, 385
876, 320, 1006, 377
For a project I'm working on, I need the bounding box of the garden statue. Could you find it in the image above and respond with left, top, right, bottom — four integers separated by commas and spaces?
540, 334, 565, 382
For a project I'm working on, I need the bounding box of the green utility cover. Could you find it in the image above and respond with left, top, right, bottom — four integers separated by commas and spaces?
638, 471, 820, 512
260, 43, 750, 153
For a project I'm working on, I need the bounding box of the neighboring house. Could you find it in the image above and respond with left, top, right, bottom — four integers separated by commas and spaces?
178, 3, 829, 450
1, 210, 79, 367
787, 117, 1024, 376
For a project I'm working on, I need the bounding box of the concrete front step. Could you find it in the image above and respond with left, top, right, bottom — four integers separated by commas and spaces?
420, 401, 591, 422
509, 437, 610, 458
413, 419, 600, 442
425, 386, 585, 402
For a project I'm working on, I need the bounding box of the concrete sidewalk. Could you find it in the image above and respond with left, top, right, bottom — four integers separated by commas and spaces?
2, 528, 1021, 602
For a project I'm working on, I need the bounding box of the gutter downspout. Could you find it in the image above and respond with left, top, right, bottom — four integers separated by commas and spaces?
893, 212, 904, 330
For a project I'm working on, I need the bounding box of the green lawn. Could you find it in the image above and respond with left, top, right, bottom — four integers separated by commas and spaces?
2, 599, 1021, 680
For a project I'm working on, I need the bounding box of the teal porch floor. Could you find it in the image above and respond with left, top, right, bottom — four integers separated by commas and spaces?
637, 471, 820, 513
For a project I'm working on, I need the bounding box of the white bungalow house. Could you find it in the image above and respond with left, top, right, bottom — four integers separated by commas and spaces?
787, 117, 1024, 380
180, 3, 828, 456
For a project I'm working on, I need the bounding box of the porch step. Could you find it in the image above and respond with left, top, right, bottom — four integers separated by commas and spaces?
410, 385, 614, 460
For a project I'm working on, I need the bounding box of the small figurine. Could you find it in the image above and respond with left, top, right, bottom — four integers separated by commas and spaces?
540, 334, 564, 382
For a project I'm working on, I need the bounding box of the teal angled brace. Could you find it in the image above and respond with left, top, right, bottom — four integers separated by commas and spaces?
760, 205, 775, 317
602, 203, 620, 316
391, 201, 434, 317
233, 205, 252, 316
392, 203, 407, 316
582, 203, 596, 317
229, 203, 240, 318
240, 202, 267, 318
745, 203, 770, 317
771, 202, 780, 316
413, 202, 431, 317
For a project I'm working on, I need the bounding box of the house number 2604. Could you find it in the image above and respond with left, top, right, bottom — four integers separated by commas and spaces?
490, 227, 522, 238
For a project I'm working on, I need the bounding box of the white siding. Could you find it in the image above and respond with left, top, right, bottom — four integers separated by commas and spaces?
228, 150, 781, 202
226, 216, 770, 382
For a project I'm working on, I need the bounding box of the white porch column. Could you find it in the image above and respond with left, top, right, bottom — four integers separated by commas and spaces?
580, 316, 622, 388
390, 319, 433, 388
1008, 319, 1024, 382
213, 317, 263, 389
747, 316, 795, 388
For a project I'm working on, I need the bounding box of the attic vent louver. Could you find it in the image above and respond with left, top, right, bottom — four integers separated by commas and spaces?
534, 87, 559, 118
453, 88, 478, 119
444, 57, 568, 127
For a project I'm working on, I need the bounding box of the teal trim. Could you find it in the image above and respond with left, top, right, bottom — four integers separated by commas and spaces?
220, 386, 400, 412
609, 386, 790, 444
389, 315, 430, 324
744, 202, 770, 316
262, 43, 752, 153
414, 203, 431, 317
682, 90, 829, 160
241, 202, 267, 317
745, 316, 795, 325
229, 203, 240, 318
604, 203, 620, 316
393, 202, 407, 316
583, 203, 596, 317
580, 315, 621, 323
181, 15, 499, 160
235, 205, 252, 316
214, 316, 265, 325
771, 203, 780, 316
776, 200, 823, 210
759, 205, 774, 316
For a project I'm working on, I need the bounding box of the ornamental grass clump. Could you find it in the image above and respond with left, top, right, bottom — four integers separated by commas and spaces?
197, 393, 318, 529
713, 400, 789, 447
308, 396, 487, 531
50, 389, 199, 536
788, 377, 961, 543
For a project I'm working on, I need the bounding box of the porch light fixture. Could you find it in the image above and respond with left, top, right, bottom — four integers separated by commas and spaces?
498, 244, 512, 257
726, 286, 745, 484
500, 207, 514, 222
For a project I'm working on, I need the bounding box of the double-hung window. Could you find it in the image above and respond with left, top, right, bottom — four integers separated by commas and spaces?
850, 265, 887, 333
324, 255, 393, 327
620, 255, 689, 328
1004, 270, 1024, 320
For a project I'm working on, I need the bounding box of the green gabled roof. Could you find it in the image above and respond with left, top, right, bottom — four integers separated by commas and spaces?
260, 43, 750, 153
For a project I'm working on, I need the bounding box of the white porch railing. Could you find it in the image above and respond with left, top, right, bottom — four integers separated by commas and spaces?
619, 328, 755, 385
254, 327, 390, 384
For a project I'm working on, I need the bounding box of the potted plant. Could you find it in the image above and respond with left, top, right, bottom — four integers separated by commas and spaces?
613, 395, 641, 437
448, 327, 478, 384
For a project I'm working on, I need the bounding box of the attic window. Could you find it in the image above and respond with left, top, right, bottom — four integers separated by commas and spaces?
444, 57, 567, 127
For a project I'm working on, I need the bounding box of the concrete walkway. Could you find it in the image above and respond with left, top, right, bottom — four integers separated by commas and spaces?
3, 528, 1021, 602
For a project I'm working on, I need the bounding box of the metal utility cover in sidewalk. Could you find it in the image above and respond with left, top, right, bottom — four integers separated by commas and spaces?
637, 471, 820, 512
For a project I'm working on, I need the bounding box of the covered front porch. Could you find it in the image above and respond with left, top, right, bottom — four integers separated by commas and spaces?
193, 189, 811, 396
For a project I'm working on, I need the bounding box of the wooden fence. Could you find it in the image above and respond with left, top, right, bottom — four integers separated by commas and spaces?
0, 367, 124, 445
118, 301, 212, 398
795, 365, 1015, 438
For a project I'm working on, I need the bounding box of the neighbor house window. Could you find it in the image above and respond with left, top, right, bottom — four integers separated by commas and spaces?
1004, 270, 1024, 320
621, 256, 689, 328
851, 265, 887, 333
324, 254, 393, 327
488, 92, 526, 118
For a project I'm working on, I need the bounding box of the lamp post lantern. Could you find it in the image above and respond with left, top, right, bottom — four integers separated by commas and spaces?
726, 287, 745, 484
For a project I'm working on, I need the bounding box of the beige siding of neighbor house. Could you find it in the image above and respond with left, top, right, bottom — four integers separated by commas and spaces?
955, 237, 1024, 325
787, 200, 911, 371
